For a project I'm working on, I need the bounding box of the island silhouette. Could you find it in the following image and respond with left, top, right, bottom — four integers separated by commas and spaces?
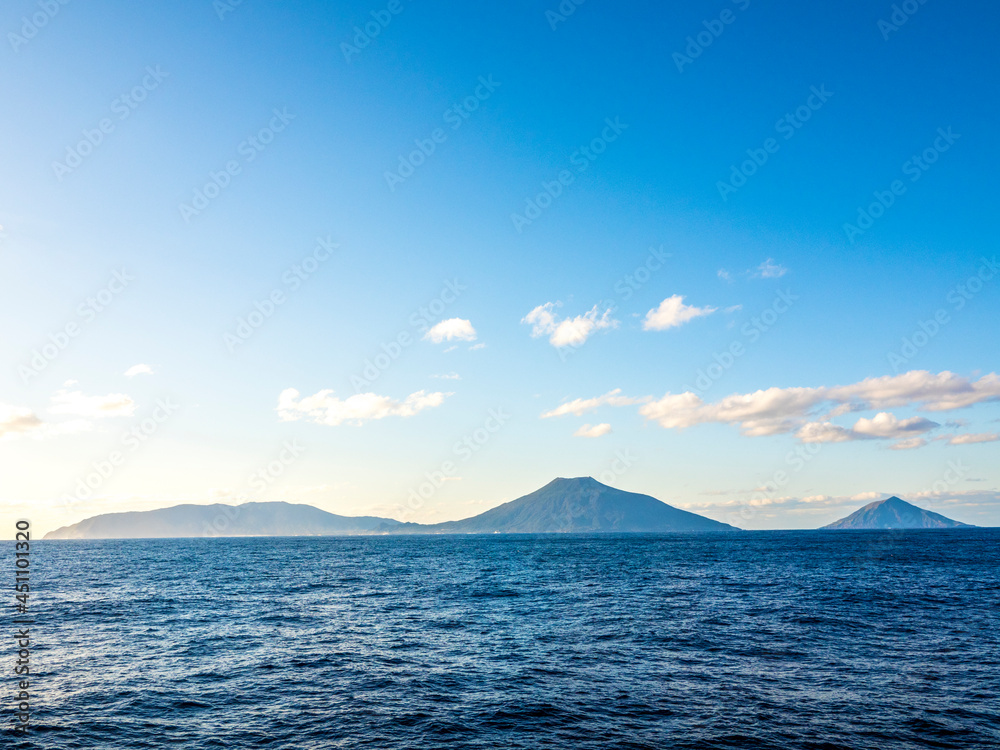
43, 478, 974, 539
822, 495, 974, 530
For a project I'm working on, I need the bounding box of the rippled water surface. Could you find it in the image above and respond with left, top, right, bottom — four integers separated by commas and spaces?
6, 531, 1000, 749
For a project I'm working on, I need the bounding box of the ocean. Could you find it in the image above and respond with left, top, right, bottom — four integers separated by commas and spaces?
6, 530, 1000, 749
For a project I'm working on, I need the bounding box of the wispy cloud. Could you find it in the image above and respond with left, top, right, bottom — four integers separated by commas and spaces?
642, 295, 717, 331
522, 302, 618, 348
639, 371, 1000, 444
1, 386, 133, 440
574, 423, 612, 438
853, 412, 938, 438
277, 388, 450, 426
0, 403, 92, 441
751, 258, 788, 279
49, 389, 136, 418
942, 432, 999, 445
794, 413, 939, 445
682, 489, 1000, 515
0, 404, 43, 439
542, 388, 649, 418
124, 363, 154, 378
889, 437, 928, 450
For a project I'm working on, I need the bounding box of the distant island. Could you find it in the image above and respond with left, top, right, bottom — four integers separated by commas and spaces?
44, 477, 738, 539
43, 481, 977, 540
822, 496, 974, 530
43, 502, 401, 540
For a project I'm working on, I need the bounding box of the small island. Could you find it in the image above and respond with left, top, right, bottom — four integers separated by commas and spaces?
822, 496, 974, 530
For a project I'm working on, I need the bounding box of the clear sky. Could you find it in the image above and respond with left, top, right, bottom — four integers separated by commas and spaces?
2, 0, 999, 536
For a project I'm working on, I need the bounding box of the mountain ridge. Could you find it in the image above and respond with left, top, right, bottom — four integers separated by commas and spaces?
43, 501, 403, 540
43, 477, 737, 539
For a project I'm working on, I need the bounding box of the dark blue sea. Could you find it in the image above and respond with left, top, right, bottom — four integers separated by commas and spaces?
6, 531, 1000, 749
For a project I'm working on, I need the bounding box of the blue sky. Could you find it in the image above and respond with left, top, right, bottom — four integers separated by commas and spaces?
2, 0, 999, 535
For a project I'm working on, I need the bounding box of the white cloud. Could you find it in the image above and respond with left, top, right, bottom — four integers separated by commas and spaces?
852, 412, 939, 439
277, 388, 449, 426
752, 258, 788, 279
796, 421, 854, 443
831, 370, 1000, 412
469, 342, 486, 351
4, 385, 133, 439
642, 295, 717, 331
124, 364, 154, 378
907, 488, 1000, 504
574, 423, 612, 438
801, 494, 835, 504
851, 491, 882, 502
890, 437, 927, 451
424, 318, 477, 343
49, 389, 135, 418
799, 413, 938, 444
944, 432, 1000, 445
522, 302, 559, 337
822, 403, 856, 419
522, 302, 618, 348
0, 403, 92, 441
542, 389, 649, 418
717, 269, 733, 282
0, 404, 43, 438
431, 373, 461, 380
685, 489, 1000, 518
640, 388, 818, 436
638, 371, 1000, 444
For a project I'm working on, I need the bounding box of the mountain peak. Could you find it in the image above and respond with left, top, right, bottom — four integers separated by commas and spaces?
866, 495, 907, 510
541, 476, 607, 493
433, 477, 739, 533
550, 476, 601, 486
